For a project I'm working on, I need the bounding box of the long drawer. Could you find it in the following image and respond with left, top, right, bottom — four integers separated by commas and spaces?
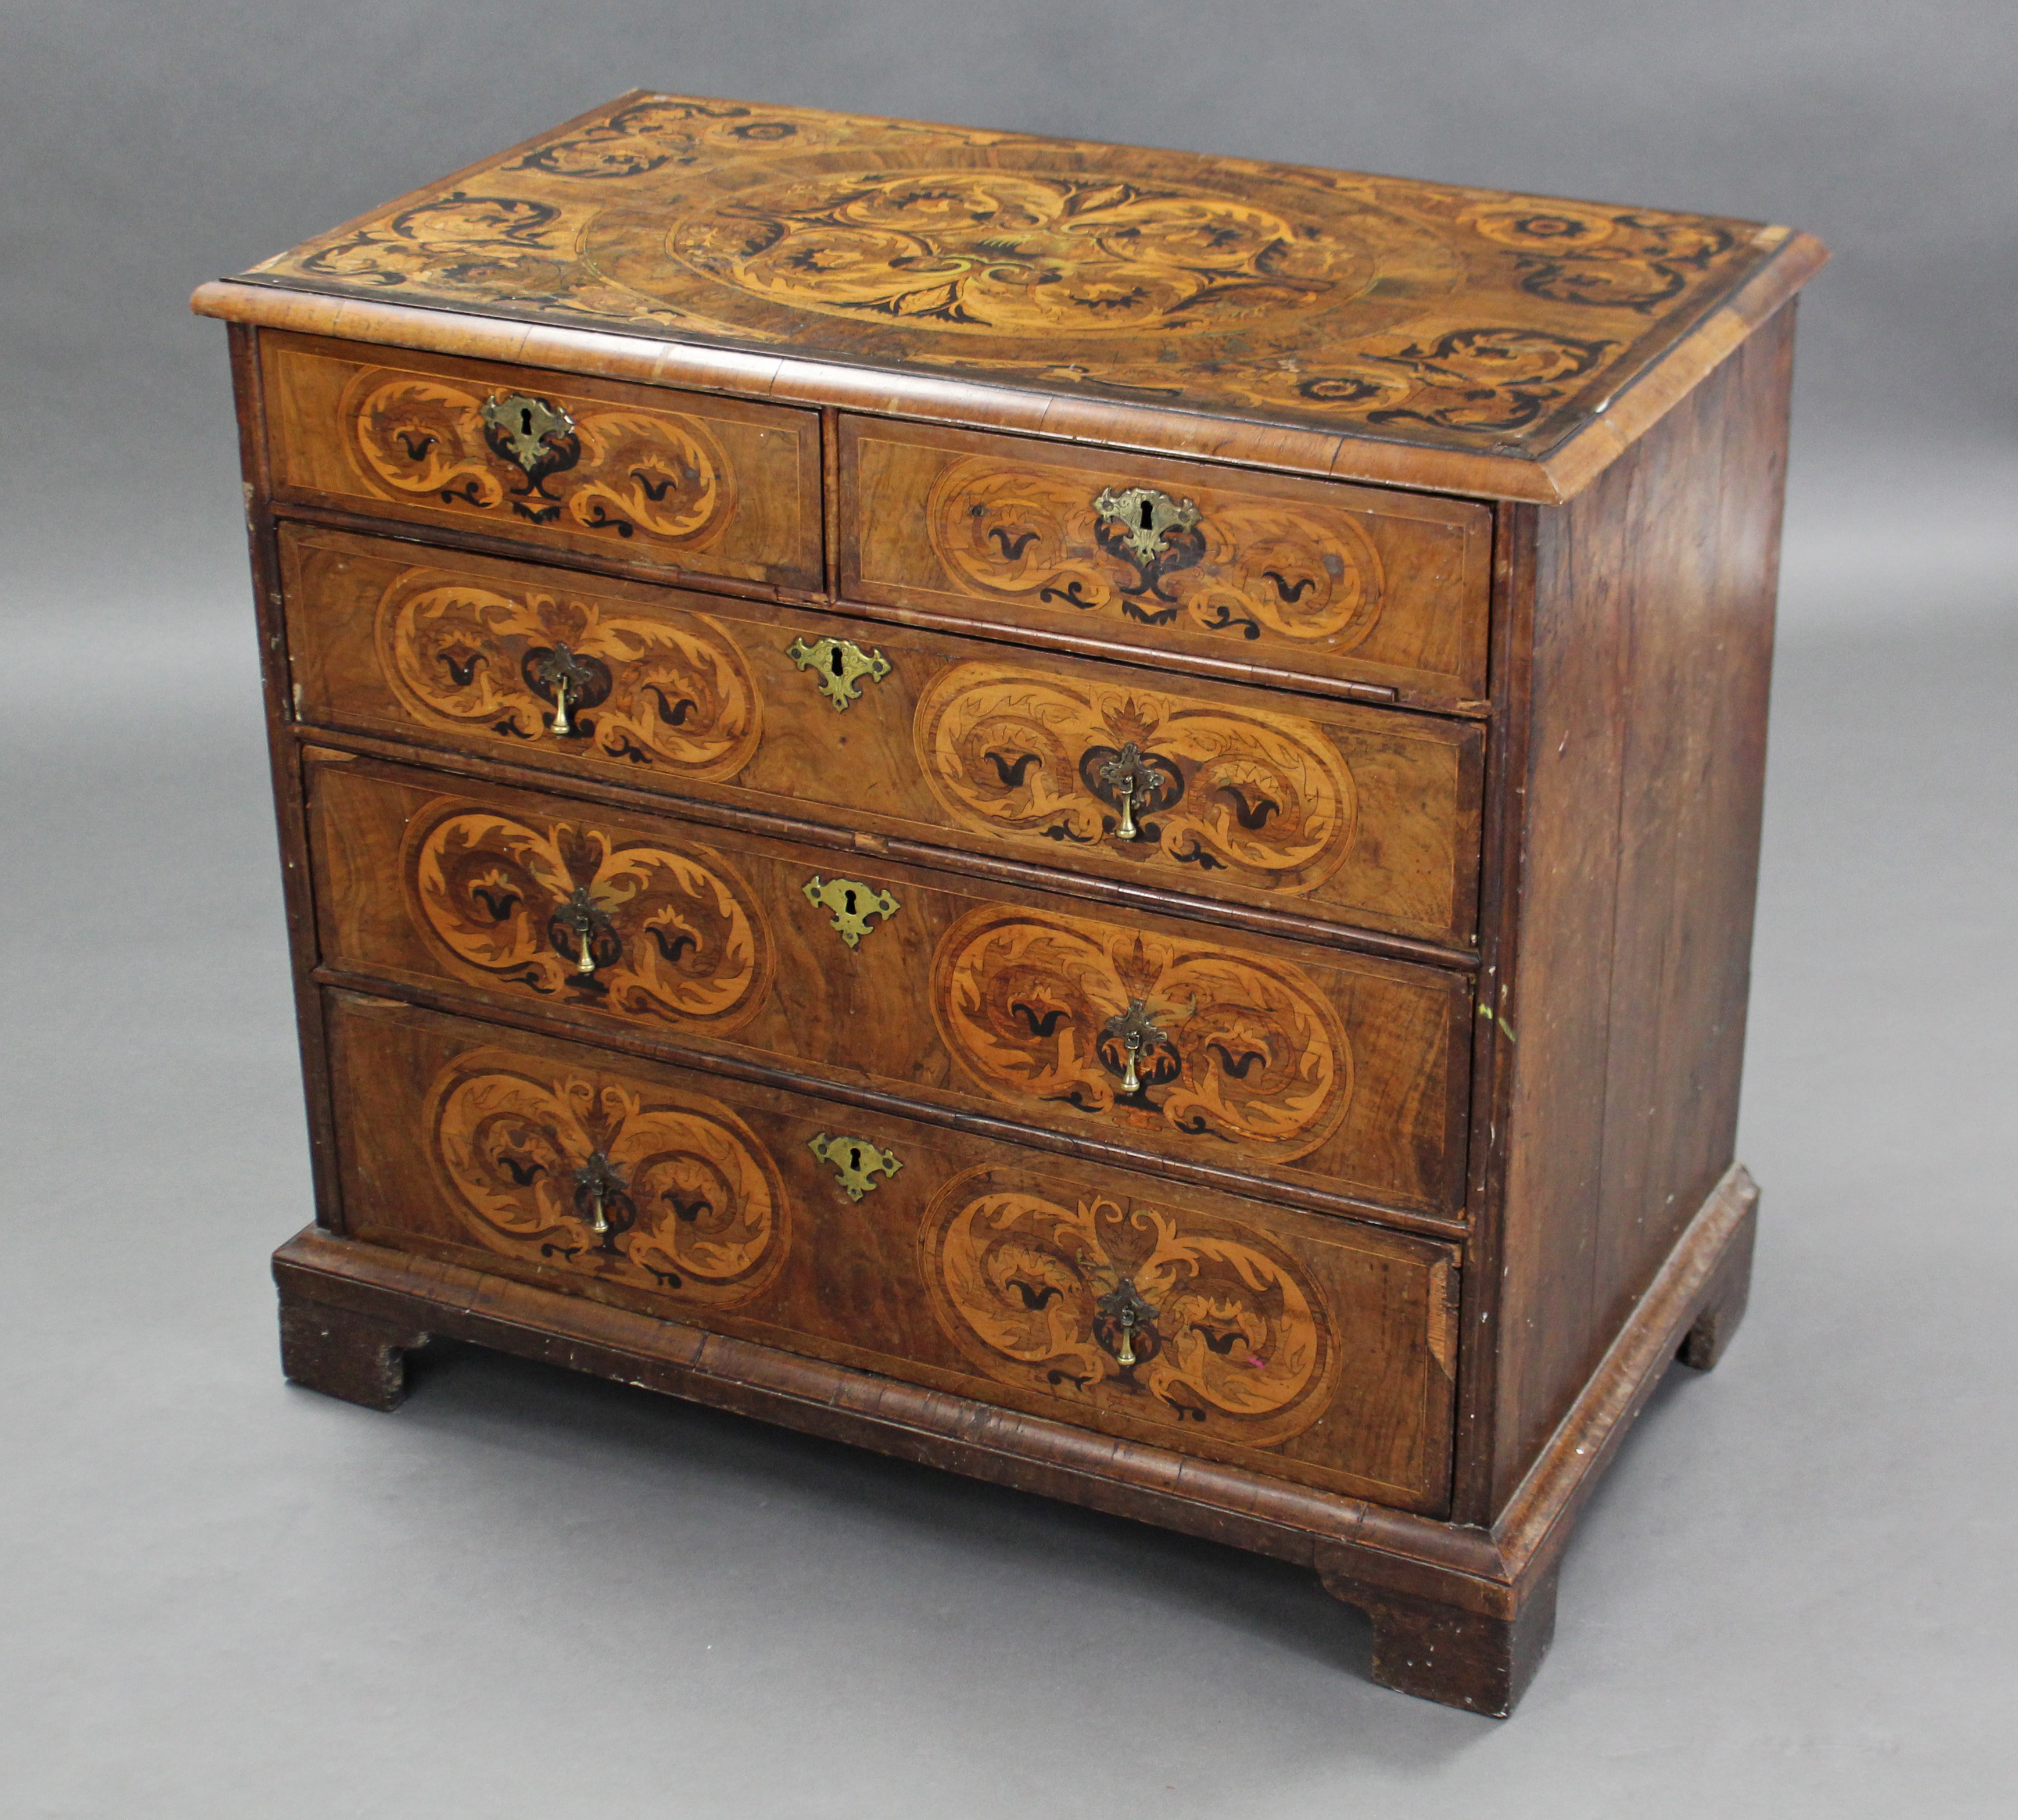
282, 524, 1483, 947
838, 417, 1493, 710
260, 332, 823, 591
303, 751, 1474, 1223
324, 990, 1460, 1514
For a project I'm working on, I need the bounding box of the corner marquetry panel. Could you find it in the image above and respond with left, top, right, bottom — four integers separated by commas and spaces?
327, 991, 1460, 1511
838, 418, 1492, 709
261, 331, 823, 589
282, 525, 1481, 946
304, 753, 1473, 1222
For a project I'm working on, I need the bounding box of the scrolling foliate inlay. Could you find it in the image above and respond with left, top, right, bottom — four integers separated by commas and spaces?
922, 1169, 1339, 1446
241, 93, 1779, 454
403, 800, 769, 1028
924, 457, 1386, 647
375, 567, 761, 773
343, 367, 734, 545
425, 1045, 787, 1303
913, 663, 1357, 891
931, 906, 1351, 1163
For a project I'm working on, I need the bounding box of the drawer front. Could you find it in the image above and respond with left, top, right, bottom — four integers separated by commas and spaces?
325, 991, 1460, 1513
282, 525, 1483, 946
305, 754, 1473, 1221
261, 332, 823, 590
839, 418, 1493, 709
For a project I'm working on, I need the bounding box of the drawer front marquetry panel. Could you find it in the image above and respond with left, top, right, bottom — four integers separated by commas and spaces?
327, 992, 1460, 1511
306, 754, 1473, 1219
263, 332, 822, 590
838, 418, 1492, 708
284, 526, 1482, 945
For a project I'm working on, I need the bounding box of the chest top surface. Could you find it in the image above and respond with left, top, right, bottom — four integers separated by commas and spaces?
212, 91, 1823, 499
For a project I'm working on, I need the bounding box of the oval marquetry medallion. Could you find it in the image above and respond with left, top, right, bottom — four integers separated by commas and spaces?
912, 662, 1357, 891
375, 567, 762, 775
402, 800, 770, 1029
922, 1166, 1339, 1446
930, 905, 1351, 1162
343, 368, 736, 547
425, 1046, 787, 1303
923, 455, 1385, 650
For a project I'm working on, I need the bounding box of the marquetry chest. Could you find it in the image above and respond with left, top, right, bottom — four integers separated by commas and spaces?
195, 92, 1824, 1715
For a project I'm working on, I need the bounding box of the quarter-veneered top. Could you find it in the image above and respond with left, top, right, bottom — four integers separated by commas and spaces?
197, 91, 1826, 501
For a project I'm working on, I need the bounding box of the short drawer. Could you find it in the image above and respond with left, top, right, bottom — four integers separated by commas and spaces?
324, 990, 1460, 1514
260, 331, 823, 591
282, 524, 1483, 947
838, 418, 1493, 710
304, 753, 1473, 1223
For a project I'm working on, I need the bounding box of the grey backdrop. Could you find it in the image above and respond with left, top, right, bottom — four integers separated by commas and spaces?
3, 3, 2014, 1815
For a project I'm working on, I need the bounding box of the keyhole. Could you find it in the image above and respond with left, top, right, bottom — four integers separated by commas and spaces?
848, 1147, 862, 1172
1139, 500, 1153, 530
830, 649, 845, 677
519, 407, 534, 437
844, 888, 858, 915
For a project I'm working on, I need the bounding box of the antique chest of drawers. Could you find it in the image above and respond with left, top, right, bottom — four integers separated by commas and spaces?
193, 92, 1825, 1715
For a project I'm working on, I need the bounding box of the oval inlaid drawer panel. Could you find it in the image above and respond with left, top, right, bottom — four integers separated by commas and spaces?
282, 524, 1483, 947
325, 990, 1461, 1513
261, 331, 823, 591
837, 417, 1493, 711
304, 753, 1474, 1223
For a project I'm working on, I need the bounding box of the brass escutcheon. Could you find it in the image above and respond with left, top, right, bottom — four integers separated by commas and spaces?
1095, 1277, 1158, 1367
787, 635, 892, 710
807, 1132, 902, 1202
802, 874, 899, 948
531, 642, 597, 737
1092, 485, 1202, 567
481, 392, 576, 473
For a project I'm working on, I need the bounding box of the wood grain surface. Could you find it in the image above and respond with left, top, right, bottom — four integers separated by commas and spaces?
323, 990, 1461, 1511
840, 418, 1492, 710
263, 331, 822, 589
303, 751, 1474, 1222
280, 523, 1484, 945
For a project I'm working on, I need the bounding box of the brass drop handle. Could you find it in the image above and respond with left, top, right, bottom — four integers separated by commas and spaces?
1096, 741, 1163, 841
1102, 999, 1167, 1096
1097, 1278, 1157, 1368
557, 886, 604, 976
570, 1150, 626, 1246
532, 642, 597, 740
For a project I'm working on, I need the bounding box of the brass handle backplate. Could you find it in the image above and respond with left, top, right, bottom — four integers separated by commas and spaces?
808, 1132, 902, 1202
529, 641, 601, 738
802, 874, 899, 948
1095, 1277, 1159, 1368
787, 635, 892, 711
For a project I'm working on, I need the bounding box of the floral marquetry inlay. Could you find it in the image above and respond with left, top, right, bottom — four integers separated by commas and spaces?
403, 800, 770, 1028
235, 92, 1786, 455
931, 906, 1351, 1163
425, 1045, 787, 1303
375, 566, 762, 775
922, 1169, 1340, 1446
913, 663, 1357, 891
344, 366, 734, 545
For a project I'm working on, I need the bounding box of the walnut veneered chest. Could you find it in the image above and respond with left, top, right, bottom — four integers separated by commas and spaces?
195, 92, 1824, 1715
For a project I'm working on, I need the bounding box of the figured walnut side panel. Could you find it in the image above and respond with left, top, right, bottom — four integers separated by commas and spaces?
262, 331, 822, 589
282, 524, 1482, 945
324, 990, 1460, 1510
303, 751, 1473, 1221
1487, 306, 1794, 1509
840, 419, 1492, 708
